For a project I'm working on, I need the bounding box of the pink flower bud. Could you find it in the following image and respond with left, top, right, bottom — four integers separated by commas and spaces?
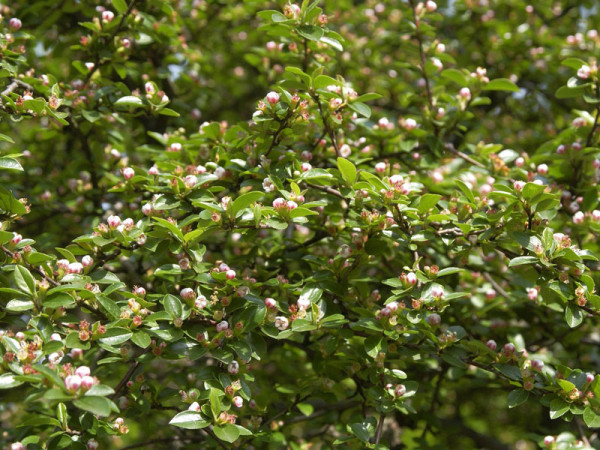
404, 118, 417, 130
67, 262, 83, 274
531, 359, 544, 371
9, 18, 22, 30
122, 38, 131, 48
228, 360, 239, 374
184, 175, 198, 189
431, 286, 444, 299
544, 436, 555, 447
216, 321, 229, 333
515, 157, 525, 167
587, 373, 595, 383
578, 65, 591, 80
85, 62, 95, 71
87, 439, 99, 450
375, 162, 387, 174
264, 298, 277, 309
169, 142, 182, 152
195, 295, 208, 309
76, 366, 91, 377
513, 181, 525, 192
180, 288, 196, 301
273, 198, 286, 209
266, 91, 280, 105
50, 333, 62, 341
427, 313, 441, 326
394, 384, 406, 397
503, 343, 516, 355
287, 201, 298, 210
102, 10, 115, 22
537, 163, 548, 175
459, 87, 471, 100
573, 211, 585, 225
592, 210, 600, 222
80, 255, 93, 268
81, 375, 95, 390
406, 272, 417, 285
486, 339, 497, 350
275, 316, 289, 330
107, 215, 121, 229
233, 396, 243, 408
10, 233, 22, 246
142, 203, 153, 216
123, 167, 135, 180
148, 165, 159, 175
301, 162, 312, 172
556, 145, 565, 154
426, 0, 437, 12
339, 144, 352, 158
65, 374, 82, 392
226, 269, 236, 280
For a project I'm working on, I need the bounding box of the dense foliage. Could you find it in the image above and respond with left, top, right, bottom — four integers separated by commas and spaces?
2, 0, 600, 448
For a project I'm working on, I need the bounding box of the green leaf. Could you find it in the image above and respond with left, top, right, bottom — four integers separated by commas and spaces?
347, 101, 371, 119
213, 424, 241, 443
0, 133, 15, 143
455, 179, 475, 203
483, 78, 519, 92
210, 388, 222, 419
99, 327, 133, 346
164, 294, 183, 319
565, 304, 584, 328
418, 194, 442, 214
337, 157, 357, 185
556, 85, 585, 99
0, 157, 23, 171
441, 69, 468, 85
158, 107, 180, 117
111, 0, 128, 14
169, 411, 210, 429
14, 266, 35, 296
296, 25, 324, 41
561, 58, 587, 70
508, 256, 539, 267
84, 384, 115, 397
131, 331, 151, 348
153, 217, 184, 242
114, 96, 145, 108
584, 407, 600, 428
507, 389, 529, 408
232, 191, 263, 216
0, 373, 24, 389
550, 398, 570, 419
73, 396, 112, 417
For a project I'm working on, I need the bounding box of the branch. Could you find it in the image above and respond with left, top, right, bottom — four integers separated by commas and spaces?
305, 182, 345, 199
313, 93, 339, 156
1, 244, 59, 287
1, 79, 33, 98
374, 414, 385, 444
111, 348, 151, 400
84, 0, 138, 83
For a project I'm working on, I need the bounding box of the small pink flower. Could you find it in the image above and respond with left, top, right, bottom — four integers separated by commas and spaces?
404, 118, 417, 130
50, 333, 62, 341
544, 436, 555, 447
427, 313, 441, 326
134, 286, 146, 297
195, 295, 208, 309
592, 210, 600, 221
527, 287, 538, 300
123, 167, 135, 180
87, 439, 99, 450
515, 157, 525, 167
142, 203, 153, 216
228, 360, 239, 374
65, 374, 82, 392
81, 376, 95, 390
537, 163, 548, 175
275, 316, 289, 330
406, 272, 417, 285
578, 65, 591, 79
122, 218, 134, 230
264, 298, 277, 309
184, 175, 198, 189
375, 162, 387, 174
67, 262, 83, 274
273, 198, 287, 209
503, 343, 516, 354
85, 62, 95, 71
531, 359, 544, 371
339, 144, 352, 157
10, 233, 22, 246
513, 181, 525, 192
9, 18, 22, 30
102, 10, 115, 22
486, 339, 497, 350
169, 142, 182, 152
573, 211, 585, 224
76, 366, 91, 377
431, 286, 444, 299
226, 269, 236, 280
387, 301, 399, 312
301, 162, 312, 172
180, 288, 196, 301
459, 87, 471, 100
266, 91, 280, 105
425, 0, 437, 12
82, 255, 94, 267
394, 384, 406, 397
107, 215, 121, 229
232, 396, 243, 408
216, 321, 229, 333
145, 82, 155, 95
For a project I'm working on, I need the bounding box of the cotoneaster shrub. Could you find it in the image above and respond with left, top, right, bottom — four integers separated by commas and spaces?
1, 1, 600, 449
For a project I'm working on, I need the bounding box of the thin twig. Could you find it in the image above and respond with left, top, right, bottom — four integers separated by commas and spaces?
374, 414, 385, 444
1, 244, 59, 287
111, 348, 151, 399
305, 182, 345, 199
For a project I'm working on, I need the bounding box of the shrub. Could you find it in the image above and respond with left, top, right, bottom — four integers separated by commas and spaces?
1, 1, 600, 448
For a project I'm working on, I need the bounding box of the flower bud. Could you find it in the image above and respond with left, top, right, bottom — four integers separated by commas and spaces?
102, 10, 115, 22
228, 360, 239, 375
266, 91, 280, 105
275, 316, 289, 330
65, 374, 82, 392
486, 339, 497, 350
233, 396, 243, 408
9, 18, 22, 30
216, 321, 229, 333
